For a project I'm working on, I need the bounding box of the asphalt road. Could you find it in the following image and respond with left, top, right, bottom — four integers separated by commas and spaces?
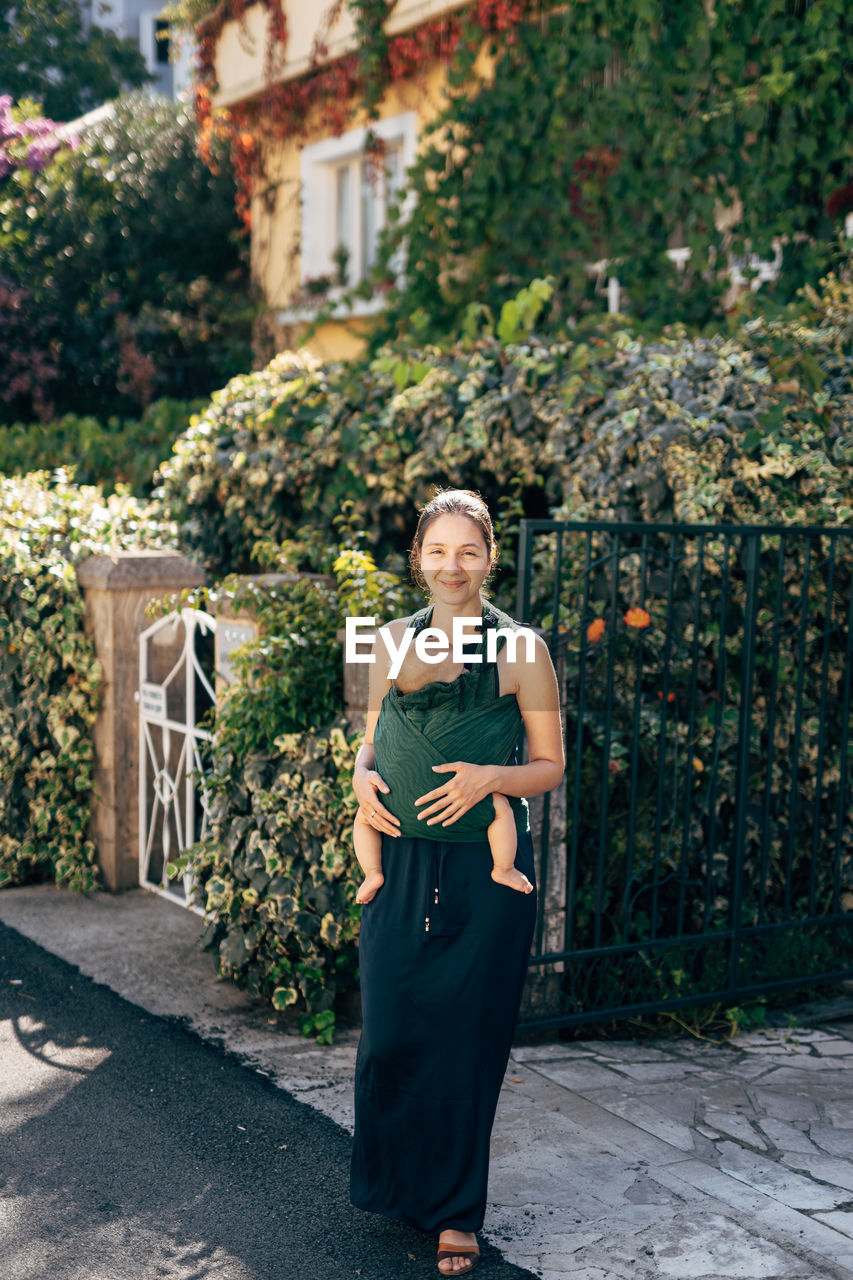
0, 922, 537, 1280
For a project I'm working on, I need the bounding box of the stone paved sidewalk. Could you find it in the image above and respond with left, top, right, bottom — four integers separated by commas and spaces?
2, 885, 853, 1279
492, 1027, 853, 1279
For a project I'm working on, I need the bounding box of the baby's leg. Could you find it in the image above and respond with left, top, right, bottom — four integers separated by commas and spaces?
488, 794, 533, 894
353, 809, 385, 904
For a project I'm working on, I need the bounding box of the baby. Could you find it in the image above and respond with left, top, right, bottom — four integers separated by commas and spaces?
354, 792, 534, 904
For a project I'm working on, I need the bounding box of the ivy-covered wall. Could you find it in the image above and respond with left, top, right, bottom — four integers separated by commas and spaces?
189, 0, 853, 353
0, 476, 172, 891
376, 0, 853, 340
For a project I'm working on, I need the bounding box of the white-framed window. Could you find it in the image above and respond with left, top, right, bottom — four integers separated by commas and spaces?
139, 11, 171, 74
300, 111, 417, 291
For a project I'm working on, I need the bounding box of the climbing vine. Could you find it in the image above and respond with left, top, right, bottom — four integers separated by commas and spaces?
178, 0, 853, 329
183, 0, 530, 234
369, 0, 853, 335
350, 0, 392, 123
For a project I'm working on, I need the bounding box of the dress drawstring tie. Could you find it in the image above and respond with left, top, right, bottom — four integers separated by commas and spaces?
424, 845, 441, 933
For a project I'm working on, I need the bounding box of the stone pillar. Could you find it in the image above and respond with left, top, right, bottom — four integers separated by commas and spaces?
76, 552, 205, 891
339, 626, 370, 734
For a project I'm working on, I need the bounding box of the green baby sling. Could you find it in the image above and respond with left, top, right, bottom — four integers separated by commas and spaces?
373, 601, 530, 842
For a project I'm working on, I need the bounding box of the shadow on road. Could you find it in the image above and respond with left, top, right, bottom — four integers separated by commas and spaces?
0, 922, 534, 1280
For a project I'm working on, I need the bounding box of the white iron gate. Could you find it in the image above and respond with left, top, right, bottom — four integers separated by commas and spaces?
137, 608, 217, 913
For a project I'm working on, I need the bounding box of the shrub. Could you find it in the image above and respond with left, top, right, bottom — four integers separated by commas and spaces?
546, 274, 853, 529
0, 92, 255, 424
0, 398, 203, 496
157, 272, 853, 586
190, 722, 362, 1044
156, 339, 586, 579
0, 474, 172, 890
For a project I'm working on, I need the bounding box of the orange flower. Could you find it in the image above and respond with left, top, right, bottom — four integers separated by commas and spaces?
657, 690, 675, 703
586, 617, 606, 643
624, 607, 651, 629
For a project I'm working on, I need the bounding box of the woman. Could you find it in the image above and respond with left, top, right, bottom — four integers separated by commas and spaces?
349, 489, 565, 1275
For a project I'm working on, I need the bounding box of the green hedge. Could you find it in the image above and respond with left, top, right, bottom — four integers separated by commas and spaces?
0, 474, 172, 890
157, 273, 853, 589
0, 398, 202, 496
546, 277, 853, 529
155, 341, 559, 580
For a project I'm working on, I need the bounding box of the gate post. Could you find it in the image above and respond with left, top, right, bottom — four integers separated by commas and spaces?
76, 552, 205, 891
728, 532, 761, 995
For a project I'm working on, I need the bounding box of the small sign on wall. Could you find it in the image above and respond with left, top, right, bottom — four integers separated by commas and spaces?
140, 681, 168, 722
217, 622, 257, 686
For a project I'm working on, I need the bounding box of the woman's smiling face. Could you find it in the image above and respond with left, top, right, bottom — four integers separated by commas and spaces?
418, 513, 493, 607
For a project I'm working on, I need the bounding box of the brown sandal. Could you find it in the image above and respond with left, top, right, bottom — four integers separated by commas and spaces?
436, 1243, 480, 1274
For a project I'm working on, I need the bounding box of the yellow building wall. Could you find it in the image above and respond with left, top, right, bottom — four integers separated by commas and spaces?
296, 319, 376, 365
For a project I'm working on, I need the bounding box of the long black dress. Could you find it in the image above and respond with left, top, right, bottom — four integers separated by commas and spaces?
350, 608, 537, 1234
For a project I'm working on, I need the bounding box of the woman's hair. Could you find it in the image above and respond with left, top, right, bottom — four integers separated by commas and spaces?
408, 489, 498, 592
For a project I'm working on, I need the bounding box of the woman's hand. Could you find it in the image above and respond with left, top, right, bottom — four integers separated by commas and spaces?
353, 765, 401, 838
415, 762, 493, 827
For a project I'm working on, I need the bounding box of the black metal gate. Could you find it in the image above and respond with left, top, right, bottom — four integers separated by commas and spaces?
515, 520, 853, 1032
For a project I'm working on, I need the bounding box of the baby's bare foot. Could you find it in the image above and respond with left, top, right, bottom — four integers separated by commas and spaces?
491, 866, 533, 894
356, 872, 385, 904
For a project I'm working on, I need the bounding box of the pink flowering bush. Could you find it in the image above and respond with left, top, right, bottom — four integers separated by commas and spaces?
0, 94, 71, 178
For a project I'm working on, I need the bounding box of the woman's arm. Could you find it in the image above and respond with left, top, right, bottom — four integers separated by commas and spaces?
415, 633, 565, 827
350, 619, 407, 838
489, 632, 565, 797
